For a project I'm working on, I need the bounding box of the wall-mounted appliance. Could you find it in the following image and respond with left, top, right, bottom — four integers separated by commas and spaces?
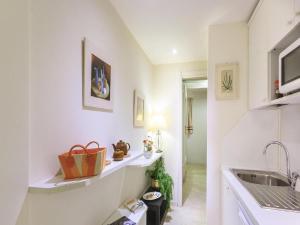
279, 37, 300, 94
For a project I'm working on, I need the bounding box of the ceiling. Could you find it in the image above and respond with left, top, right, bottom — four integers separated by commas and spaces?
110, 0, 258, 65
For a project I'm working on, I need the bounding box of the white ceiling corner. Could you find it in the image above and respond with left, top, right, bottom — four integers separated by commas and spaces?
110, 0, 258, 65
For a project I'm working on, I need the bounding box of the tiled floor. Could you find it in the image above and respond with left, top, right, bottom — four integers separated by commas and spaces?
164, 164, 206, 225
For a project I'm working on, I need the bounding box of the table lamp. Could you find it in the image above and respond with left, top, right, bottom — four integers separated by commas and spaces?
150, 113, 166, 153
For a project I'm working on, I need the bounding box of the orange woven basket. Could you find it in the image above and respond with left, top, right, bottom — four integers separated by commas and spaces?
58, 141, 106, 180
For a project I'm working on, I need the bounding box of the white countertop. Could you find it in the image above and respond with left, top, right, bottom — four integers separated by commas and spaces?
222, 168, 300, 225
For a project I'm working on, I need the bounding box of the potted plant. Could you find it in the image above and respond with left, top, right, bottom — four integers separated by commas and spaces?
146, 157, 174, 208
143, 137, 153, 159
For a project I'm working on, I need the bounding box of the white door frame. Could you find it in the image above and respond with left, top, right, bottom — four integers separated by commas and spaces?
178, 71, 207, 206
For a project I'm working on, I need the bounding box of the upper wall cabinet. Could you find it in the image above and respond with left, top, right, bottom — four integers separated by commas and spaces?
249, 1, 269, 109
294, 0, 300, 23
267, 0, 295, 50
248, 0, 296, 109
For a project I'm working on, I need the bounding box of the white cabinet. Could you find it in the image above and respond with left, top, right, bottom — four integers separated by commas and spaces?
267, 0, 295, 50
294, 0, 300, 25
222, 177, 241, 225
248, 1, 269, 109
222, 177, 256, 225
248, 0, 296, 109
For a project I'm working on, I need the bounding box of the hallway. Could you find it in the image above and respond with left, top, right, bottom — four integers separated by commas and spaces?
165, 164, 206, 225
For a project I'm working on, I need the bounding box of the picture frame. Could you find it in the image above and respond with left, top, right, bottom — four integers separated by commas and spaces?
215, 63, 239, 100
133, 90, 145, 127
82, 38, 113, 111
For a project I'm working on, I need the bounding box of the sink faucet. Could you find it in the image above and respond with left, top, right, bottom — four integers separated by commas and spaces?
263, 141, 294, 186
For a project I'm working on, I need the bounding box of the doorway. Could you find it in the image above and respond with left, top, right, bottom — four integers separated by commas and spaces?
182, 79, 207, 225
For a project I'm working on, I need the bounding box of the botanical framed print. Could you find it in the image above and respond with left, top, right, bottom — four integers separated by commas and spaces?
83, 38, 113, 111
134, 90, 145, 127
215, 63, 239, 100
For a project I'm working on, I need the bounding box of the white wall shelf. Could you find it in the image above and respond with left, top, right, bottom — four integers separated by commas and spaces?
255, 91, 300, 110
29, 151, 144, 194
128, 152, 162, 168
102, 203, 147, 225
28, 151, 163, 194
270, 92, 300, 105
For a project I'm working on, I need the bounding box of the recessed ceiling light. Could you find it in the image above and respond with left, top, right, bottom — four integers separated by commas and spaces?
172, 48, 177, 55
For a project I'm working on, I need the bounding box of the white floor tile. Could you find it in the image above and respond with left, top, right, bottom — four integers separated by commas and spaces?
164, 164, 206, 225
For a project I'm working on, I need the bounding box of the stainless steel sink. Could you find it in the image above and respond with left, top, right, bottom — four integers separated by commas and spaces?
231, 169, 300, 211
235, 170, 290, 187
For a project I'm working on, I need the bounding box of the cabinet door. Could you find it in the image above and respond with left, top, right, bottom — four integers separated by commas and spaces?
267, 0, 294, 50
249, 1, 269, 109
295, 0, 300, 14
248, 0, 296, 109
293, 0, 300, 28
222, 178, 241, 225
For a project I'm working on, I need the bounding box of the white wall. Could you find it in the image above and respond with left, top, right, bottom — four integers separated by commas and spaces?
0, 1, 29, 225
30, 0, 152, 183
186, 89, 207, 165
279, 105, 300, 175
4, 0, 154, 224
152, 61, 207, 206
207, 23, 249, 225
28, 166, 149, 225
209, 23, 283, 225
222, 110, 279, 171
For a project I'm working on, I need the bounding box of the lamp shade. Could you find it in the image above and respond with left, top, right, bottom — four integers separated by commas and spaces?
149, 113, 166, 130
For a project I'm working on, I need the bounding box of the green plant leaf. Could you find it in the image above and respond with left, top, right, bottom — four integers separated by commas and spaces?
145, 157, 174, 208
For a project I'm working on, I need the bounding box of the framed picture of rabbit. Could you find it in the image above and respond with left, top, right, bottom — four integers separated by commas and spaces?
215, 63, 239, 100
83, 38, 113, 111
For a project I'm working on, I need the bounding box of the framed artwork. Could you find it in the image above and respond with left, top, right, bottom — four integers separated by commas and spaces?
83, 38, 113, 111
133, 90, 145, 127
215, 63, 239, 100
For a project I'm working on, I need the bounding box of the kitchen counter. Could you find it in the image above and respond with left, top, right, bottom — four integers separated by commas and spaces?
222, 168, 300, 225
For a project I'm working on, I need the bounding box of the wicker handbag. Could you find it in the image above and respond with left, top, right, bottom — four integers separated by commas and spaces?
58, 141, 106, 179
